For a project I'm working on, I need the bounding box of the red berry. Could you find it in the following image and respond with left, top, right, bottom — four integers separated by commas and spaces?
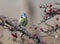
55, 24, 58, 27
45, 16, 48, 19
49, 8, 52, 12
49, 4, 52, 7
34, 27, 37, 30
46, 12, 49, 14
40, 28, 44, 32
52, 10, 55, 13
11, 33, 18, 38
56, 17, 59, 21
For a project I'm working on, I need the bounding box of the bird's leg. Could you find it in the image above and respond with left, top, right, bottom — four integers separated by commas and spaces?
21, 34, 25, 44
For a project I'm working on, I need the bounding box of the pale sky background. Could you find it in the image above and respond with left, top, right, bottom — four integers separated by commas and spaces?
0, 0, 60, 26
0, 0, 60, 44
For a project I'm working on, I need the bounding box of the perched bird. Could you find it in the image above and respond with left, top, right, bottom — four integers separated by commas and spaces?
18, 13, 28, 27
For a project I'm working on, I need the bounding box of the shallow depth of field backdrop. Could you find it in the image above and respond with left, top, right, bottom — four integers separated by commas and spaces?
0, 0, 60, 44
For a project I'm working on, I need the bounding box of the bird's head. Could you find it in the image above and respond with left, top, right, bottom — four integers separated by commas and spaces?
21, 13, 27, 18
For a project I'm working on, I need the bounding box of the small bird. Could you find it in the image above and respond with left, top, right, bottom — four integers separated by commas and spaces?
18, 13, 28, 27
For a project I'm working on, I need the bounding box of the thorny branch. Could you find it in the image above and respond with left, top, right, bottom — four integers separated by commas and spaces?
0, 15, 42, 44
0, 2, 60, 44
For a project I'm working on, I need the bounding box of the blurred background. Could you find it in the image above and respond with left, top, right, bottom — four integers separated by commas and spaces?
0, 0, 60, 26
0, 0, 60, 44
